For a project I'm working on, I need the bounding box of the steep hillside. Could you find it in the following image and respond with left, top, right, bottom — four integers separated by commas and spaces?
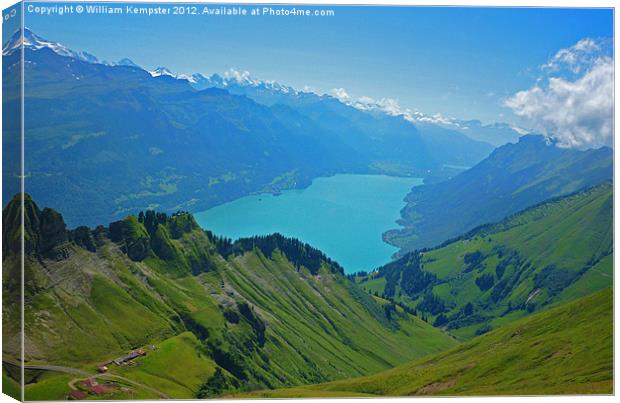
237, 288, 613, 397
2, 195, 456, 400
364, 182, 612, 339
385, 135, 612, 253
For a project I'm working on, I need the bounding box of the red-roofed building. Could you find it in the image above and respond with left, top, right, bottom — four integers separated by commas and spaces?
69, 390, 87, 400
91, 384, 107, 395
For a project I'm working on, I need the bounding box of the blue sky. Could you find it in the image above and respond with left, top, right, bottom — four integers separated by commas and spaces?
16, 3, 615, 124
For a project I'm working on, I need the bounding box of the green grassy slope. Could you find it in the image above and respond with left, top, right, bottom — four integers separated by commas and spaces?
2, 195, 456, 400
219, 251, 454, 382
116, 332, 217, 399
361, 182, 612, 339
2, 369, 21, 400
235, 288, 613, 397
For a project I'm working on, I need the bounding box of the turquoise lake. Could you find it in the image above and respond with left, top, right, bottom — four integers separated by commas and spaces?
195, 174, 422, 274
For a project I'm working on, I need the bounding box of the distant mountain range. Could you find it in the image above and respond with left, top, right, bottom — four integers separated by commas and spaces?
3, 28, 529, 146
3, 28, 497, 227
157, 67, 529, 148
436, 119, 525, 147
385, 134, 613, 254
2, 28, 143, 67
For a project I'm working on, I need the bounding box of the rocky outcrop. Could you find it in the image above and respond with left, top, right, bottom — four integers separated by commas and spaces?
2, 193, 71, 259
109, 216, 151, 262
71, 226, 97, 252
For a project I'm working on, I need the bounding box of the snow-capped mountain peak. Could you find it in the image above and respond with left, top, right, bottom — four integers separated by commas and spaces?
3, 27, 43, 55
189, 72, 206, 83
116, 58, 141, 68
3, 27, 100, 64
4, 28, 297, 95
148, 67, 197, 83
183, 68, 297, 95
223, 68, 259, 86
150, 66, 176, 78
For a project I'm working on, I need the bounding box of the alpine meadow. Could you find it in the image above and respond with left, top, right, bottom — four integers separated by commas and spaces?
1, 3, 614, 401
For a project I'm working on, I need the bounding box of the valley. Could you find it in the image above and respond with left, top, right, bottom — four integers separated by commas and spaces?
3, 29, 496, 228
233, 288, 613, 397
361, 182, 613, 339
2, 180, 613, 399
1, 21, 614, 401
2, 194, 457, 400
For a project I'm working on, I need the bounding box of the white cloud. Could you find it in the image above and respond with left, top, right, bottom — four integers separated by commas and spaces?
505, 38, 613, 149
543, 38, 602, 74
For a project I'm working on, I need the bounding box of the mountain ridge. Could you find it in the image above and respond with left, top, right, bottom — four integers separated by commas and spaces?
3, 194, 457, 399
4, 28, 522, 145
385, 134, 613, 254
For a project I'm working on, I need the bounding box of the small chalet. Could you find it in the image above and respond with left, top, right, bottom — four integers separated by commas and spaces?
113, 348, 147, 365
